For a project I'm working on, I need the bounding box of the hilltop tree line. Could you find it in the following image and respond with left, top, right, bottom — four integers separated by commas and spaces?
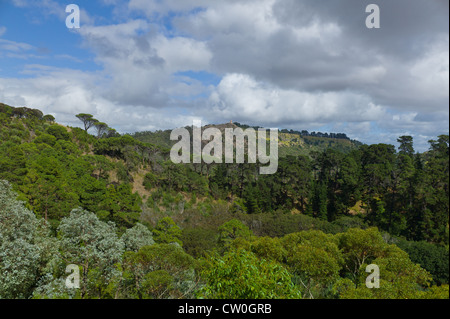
234, 122, 351, 140
0, 103, 448, 299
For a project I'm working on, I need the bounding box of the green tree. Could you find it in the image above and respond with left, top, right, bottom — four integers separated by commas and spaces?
181, 228, 219, 258
311, 180, 328, 220
280, 230, 343, 298
199, 249, 301, 299
94, 122, 109, 139
397, 135, 415, 157
335, 251, 434, 299
153, 217, 183, 246
43, 114, 55, 123
336, 227, 389, 280
120, 243, 198, 299
76, 113, 98, 132
397, 240, 449, 285
218, 219, 254, 248
46, 125, 71, 141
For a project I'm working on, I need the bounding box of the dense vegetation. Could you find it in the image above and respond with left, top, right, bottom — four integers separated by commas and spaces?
0, 102, 448, 299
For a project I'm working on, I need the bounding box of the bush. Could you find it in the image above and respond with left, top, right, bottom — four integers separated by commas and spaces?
46, 125, 71, 141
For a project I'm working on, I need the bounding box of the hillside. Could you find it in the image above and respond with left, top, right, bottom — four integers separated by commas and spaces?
0, 102, 448, 299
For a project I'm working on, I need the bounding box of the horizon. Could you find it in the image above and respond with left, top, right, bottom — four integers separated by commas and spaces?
0, 0, 448, 152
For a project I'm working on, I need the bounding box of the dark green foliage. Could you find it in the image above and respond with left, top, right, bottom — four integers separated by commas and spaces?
0, 104, 143, 232
46, 125, 71, 141
397, 240, 449, 285
181, 227, 219, 258
152, 217, 183, 246
34, 133, 57, 146
43, 114, 55, 122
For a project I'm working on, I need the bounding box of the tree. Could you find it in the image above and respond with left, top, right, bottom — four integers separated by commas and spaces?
152, 217, 183, 246
107, 128, 120, 138
287, 245, 341, 298
94, 122, 109, 139
46, 125, 71, 141
397, 240, 449, 285
120, 243, 198, 299
335, 252, 434, 299
76, 113, 98, 132
181, 228, 219, 258
397, 136, 414, 157
43, 114, 55, 123
273, 155, 311, 212
0, 180, 58, 299
57, 208, 124, 298
280, 230, 343, 298
360, 144, 396, 226
199, 249, 301, 299
218, 219, 253, 248
121, 223, 155, 252
242, 236, 286, 263
25, 150, 79, 222
415, 135, 449, 244
331, 227, 445, 299
100, 183, 142, 229
311, 180, 328, 220
336, 227, 389, 280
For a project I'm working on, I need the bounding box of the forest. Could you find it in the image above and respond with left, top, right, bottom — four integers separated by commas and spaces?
0, 102, 448, 299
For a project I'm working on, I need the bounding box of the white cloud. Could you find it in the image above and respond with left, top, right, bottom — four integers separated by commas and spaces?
206, 73, 387, 125
74, 19, 213, 107
0, 65, 202, 133
153, 36, 212, 72
0, 38, 33, 53
409, 38, 449, 100
179, 0, 281, 39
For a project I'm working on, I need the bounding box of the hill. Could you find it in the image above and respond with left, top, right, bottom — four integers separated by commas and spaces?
131, 121, 363, 158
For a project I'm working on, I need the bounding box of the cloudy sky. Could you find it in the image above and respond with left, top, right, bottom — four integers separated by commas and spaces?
0, 0, 448, 151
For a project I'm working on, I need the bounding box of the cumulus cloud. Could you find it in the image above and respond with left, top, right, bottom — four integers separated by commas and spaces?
0, 65, 200, 133
75, 19, 213, 107
205, 73, 387, 125
172, 0, 448, 108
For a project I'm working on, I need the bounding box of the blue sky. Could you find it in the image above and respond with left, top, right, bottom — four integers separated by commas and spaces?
0, 2, 92, 75
0, 0, 448, 152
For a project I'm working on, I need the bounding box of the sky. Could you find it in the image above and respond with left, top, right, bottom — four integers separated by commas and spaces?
0, 0, 448, 152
